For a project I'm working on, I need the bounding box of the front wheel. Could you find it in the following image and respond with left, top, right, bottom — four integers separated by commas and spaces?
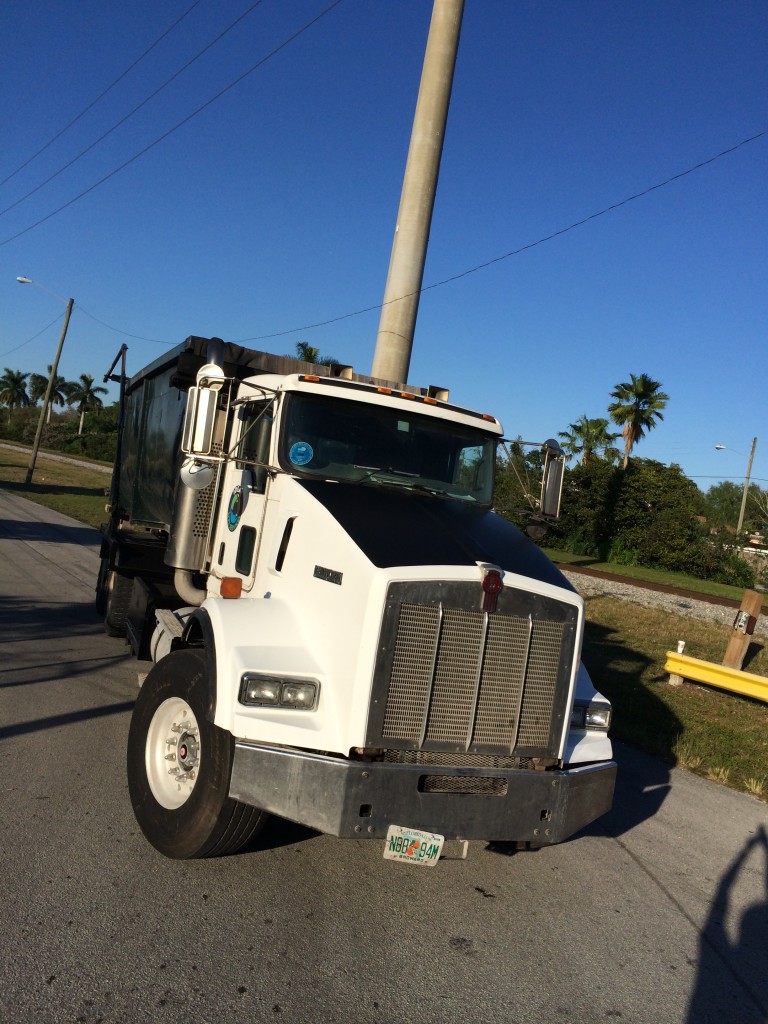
127, 649, 268, 859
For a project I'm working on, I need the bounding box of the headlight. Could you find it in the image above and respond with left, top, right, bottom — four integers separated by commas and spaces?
570, 700, 611, 731
239, 674, 319, 710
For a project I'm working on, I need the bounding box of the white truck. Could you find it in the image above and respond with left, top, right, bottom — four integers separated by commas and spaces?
99, 335, 615, 863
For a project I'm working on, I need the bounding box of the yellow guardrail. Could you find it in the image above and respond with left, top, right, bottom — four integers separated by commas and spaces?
664, 651, 768, 704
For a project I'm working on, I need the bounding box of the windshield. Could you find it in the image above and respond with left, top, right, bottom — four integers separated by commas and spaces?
278, 392, 495, 504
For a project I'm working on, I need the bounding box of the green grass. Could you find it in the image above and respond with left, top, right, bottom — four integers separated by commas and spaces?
0, 446, 111, 529
584, 596, 768, 799
543, 546, 755, 602
2, 445, 766, 800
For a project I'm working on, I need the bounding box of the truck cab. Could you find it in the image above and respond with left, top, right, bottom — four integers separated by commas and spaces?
100, 337, 615, 861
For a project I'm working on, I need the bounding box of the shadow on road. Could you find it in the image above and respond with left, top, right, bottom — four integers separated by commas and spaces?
0, 515, 99, 546
241, 817, 322, 855
0, 595, 104, 639
0, 652, 132, 690
0, 700, 135, 740
583, 740, 672, 840
686, 825, 768, 1023
578, 612, 682, 840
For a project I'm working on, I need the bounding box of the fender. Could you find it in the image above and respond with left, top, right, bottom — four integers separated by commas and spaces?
562, 664, 613, 766
179, 607, 218, 724
199, 596, 340, 749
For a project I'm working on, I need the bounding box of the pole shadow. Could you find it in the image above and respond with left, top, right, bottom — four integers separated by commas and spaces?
686, 825, 768, 1023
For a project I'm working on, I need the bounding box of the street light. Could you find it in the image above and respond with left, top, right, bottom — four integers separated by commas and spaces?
714, 437, 758, 538
16, 276, 75, 485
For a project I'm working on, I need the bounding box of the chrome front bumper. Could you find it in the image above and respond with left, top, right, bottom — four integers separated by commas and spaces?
230, 743, 616, 843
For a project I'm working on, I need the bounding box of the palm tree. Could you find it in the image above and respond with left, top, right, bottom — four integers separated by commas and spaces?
558, 415, 620, 465
0, 368, 31, 423
293, 342, 339, 366
66, 373, 108, 435
29, 365, 73, 422
608, 373, 669, 469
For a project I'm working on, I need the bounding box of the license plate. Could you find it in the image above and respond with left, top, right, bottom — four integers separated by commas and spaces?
383, 825, 444, 867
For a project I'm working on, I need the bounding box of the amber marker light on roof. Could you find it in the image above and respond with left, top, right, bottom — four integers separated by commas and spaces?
301, 375, 321, 382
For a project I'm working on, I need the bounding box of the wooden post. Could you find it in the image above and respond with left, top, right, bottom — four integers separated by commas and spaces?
722, 590, 763, 670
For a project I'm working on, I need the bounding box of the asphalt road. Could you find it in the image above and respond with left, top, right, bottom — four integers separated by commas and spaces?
1, 487, 767, 1024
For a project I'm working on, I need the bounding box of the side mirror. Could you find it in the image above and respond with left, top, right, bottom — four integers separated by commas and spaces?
181, 363, 226, 456
539, 439, 565, 519
182, 386, 217, 454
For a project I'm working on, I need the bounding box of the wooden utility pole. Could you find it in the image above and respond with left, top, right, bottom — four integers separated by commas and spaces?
25, 297, 74, 485
371, 0, 465, 385
722, 590, 762, 670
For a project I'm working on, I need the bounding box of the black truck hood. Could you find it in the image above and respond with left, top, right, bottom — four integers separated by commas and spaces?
298, 479, 573, 592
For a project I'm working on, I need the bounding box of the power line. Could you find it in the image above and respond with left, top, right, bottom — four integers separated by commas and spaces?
0, 0, 344, 248
0, 1, 267, 219
689, 475, 768, 483
0, 0, 204, 191
0, 312, 65, 359
8, 126, 764, 354
77, 305, 172, 345
231, 127, 768, 343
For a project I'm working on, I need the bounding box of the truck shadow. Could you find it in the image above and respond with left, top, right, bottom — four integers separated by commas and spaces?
241, 817, 321, 854
0, 515, 100, 546
0, 594, 105, 640
578, 616, 681, 839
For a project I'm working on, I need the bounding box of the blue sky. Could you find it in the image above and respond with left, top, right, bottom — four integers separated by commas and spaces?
1, 0, 766, 493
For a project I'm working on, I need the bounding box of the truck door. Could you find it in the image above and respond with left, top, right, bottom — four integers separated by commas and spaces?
213, 398, 274, 592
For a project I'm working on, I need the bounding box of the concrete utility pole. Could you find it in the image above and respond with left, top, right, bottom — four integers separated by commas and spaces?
371, 0, 464, 385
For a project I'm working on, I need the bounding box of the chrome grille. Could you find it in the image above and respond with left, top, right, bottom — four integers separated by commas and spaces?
369, 582, 578, 759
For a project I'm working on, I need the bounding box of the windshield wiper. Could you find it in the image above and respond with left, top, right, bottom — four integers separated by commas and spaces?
409, 483, 452, 497
352, 465, 419, 484
351, 467, 453, 497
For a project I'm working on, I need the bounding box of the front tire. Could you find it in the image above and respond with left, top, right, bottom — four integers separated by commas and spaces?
127, 649, 267, 859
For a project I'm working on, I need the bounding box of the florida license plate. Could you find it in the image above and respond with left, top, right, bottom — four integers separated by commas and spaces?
383, 825, 444, 867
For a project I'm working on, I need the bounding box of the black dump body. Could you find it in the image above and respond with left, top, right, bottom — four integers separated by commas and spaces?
114, 336, 363, 532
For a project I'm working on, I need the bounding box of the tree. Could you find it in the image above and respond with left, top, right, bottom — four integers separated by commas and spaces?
293, 342, 339, 366
608, 459, 753, 585
28, 365, 73, 422
701, 481, 744, 532
66, 373, 108, 435
701, 481, 764, 537
608, 373, 669, 469
554, 457, 621, 556
751, 488, 768, 531
0, 368, 31, 423
558, 415, 620, 465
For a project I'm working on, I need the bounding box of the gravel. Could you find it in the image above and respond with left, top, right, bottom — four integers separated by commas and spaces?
563, 570, 768, 638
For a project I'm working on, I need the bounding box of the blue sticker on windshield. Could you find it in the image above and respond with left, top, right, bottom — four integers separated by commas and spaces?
289, 441, 314, 466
